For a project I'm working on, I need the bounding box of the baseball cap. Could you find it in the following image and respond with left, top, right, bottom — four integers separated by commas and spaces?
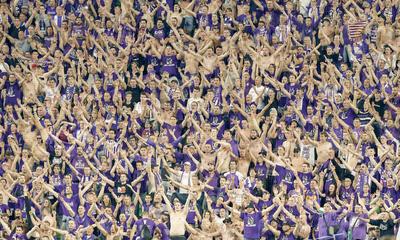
169, 76, 179, 84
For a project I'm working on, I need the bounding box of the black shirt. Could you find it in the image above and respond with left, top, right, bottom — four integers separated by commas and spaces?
370, 219, 395, 237
370, 97, 385, 117
114, 182, 134, 197
8, 23, 26, 38
126, 86, 143, 104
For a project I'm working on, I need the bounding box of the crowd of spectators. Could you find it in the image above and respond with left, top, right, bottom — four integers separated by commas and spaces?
0, 0, 400, 239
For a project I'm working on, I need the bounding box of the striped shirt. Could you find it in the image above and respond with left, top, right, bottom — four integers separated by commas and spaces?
358, 110, 372, 126
347, 20, 367, 41
104, 139, 119, 158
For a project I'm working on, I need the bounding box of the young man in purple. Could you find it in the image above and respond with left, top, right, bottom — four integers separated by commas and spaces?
240, 203, 263, 240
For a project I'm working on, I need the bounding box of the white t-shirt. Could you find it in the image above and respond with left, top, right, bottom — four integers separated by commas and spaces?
300, 143, 316, 166
178, 170, 195, 194
248, 86, 268, 109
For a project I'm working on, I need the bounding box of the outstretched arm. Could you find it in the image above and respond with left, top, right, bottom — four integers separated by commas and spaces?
161, 188, 173, 213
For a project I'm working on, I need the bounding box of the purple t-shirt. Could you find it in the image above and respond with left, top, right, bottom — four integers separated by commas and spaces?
133, 218, 156, 238
275, 165, 295, 190
157, 223, 169, 240
59, 194, 79, 217
317, 209, 343, 238
339, 108, 356, 127
161, 55, 178, 76
348, 212, 367, 239
240, 211, 262, 239
4, 81, 22, 105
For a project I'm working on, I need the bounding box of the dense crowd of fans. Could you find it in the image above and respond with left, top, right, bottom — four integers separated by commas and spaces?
0, 0, 399, 239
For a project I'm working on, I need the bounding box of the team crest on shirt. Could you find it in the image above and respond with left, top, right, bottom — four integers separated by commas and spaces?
118, 186, 126, 193
302, 176, 309, 185
284, 172, 293, 182
247, 216, 256, 227
379, 223, 388, 231
75, 159, 85, 168
166, 58, 173, 66
7, 88, 15, 97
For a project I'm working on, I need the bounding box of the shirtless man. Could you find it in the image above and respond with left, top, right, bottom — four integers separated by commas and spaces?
161, 188, 191, 240
237, 127, 265, 176
201, 48, 228, 75
14, 70, 40, 104
377, 17, 395, 50
245, 42, 286, 72
172, 42, 203, 75
307, 132, 333, 165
